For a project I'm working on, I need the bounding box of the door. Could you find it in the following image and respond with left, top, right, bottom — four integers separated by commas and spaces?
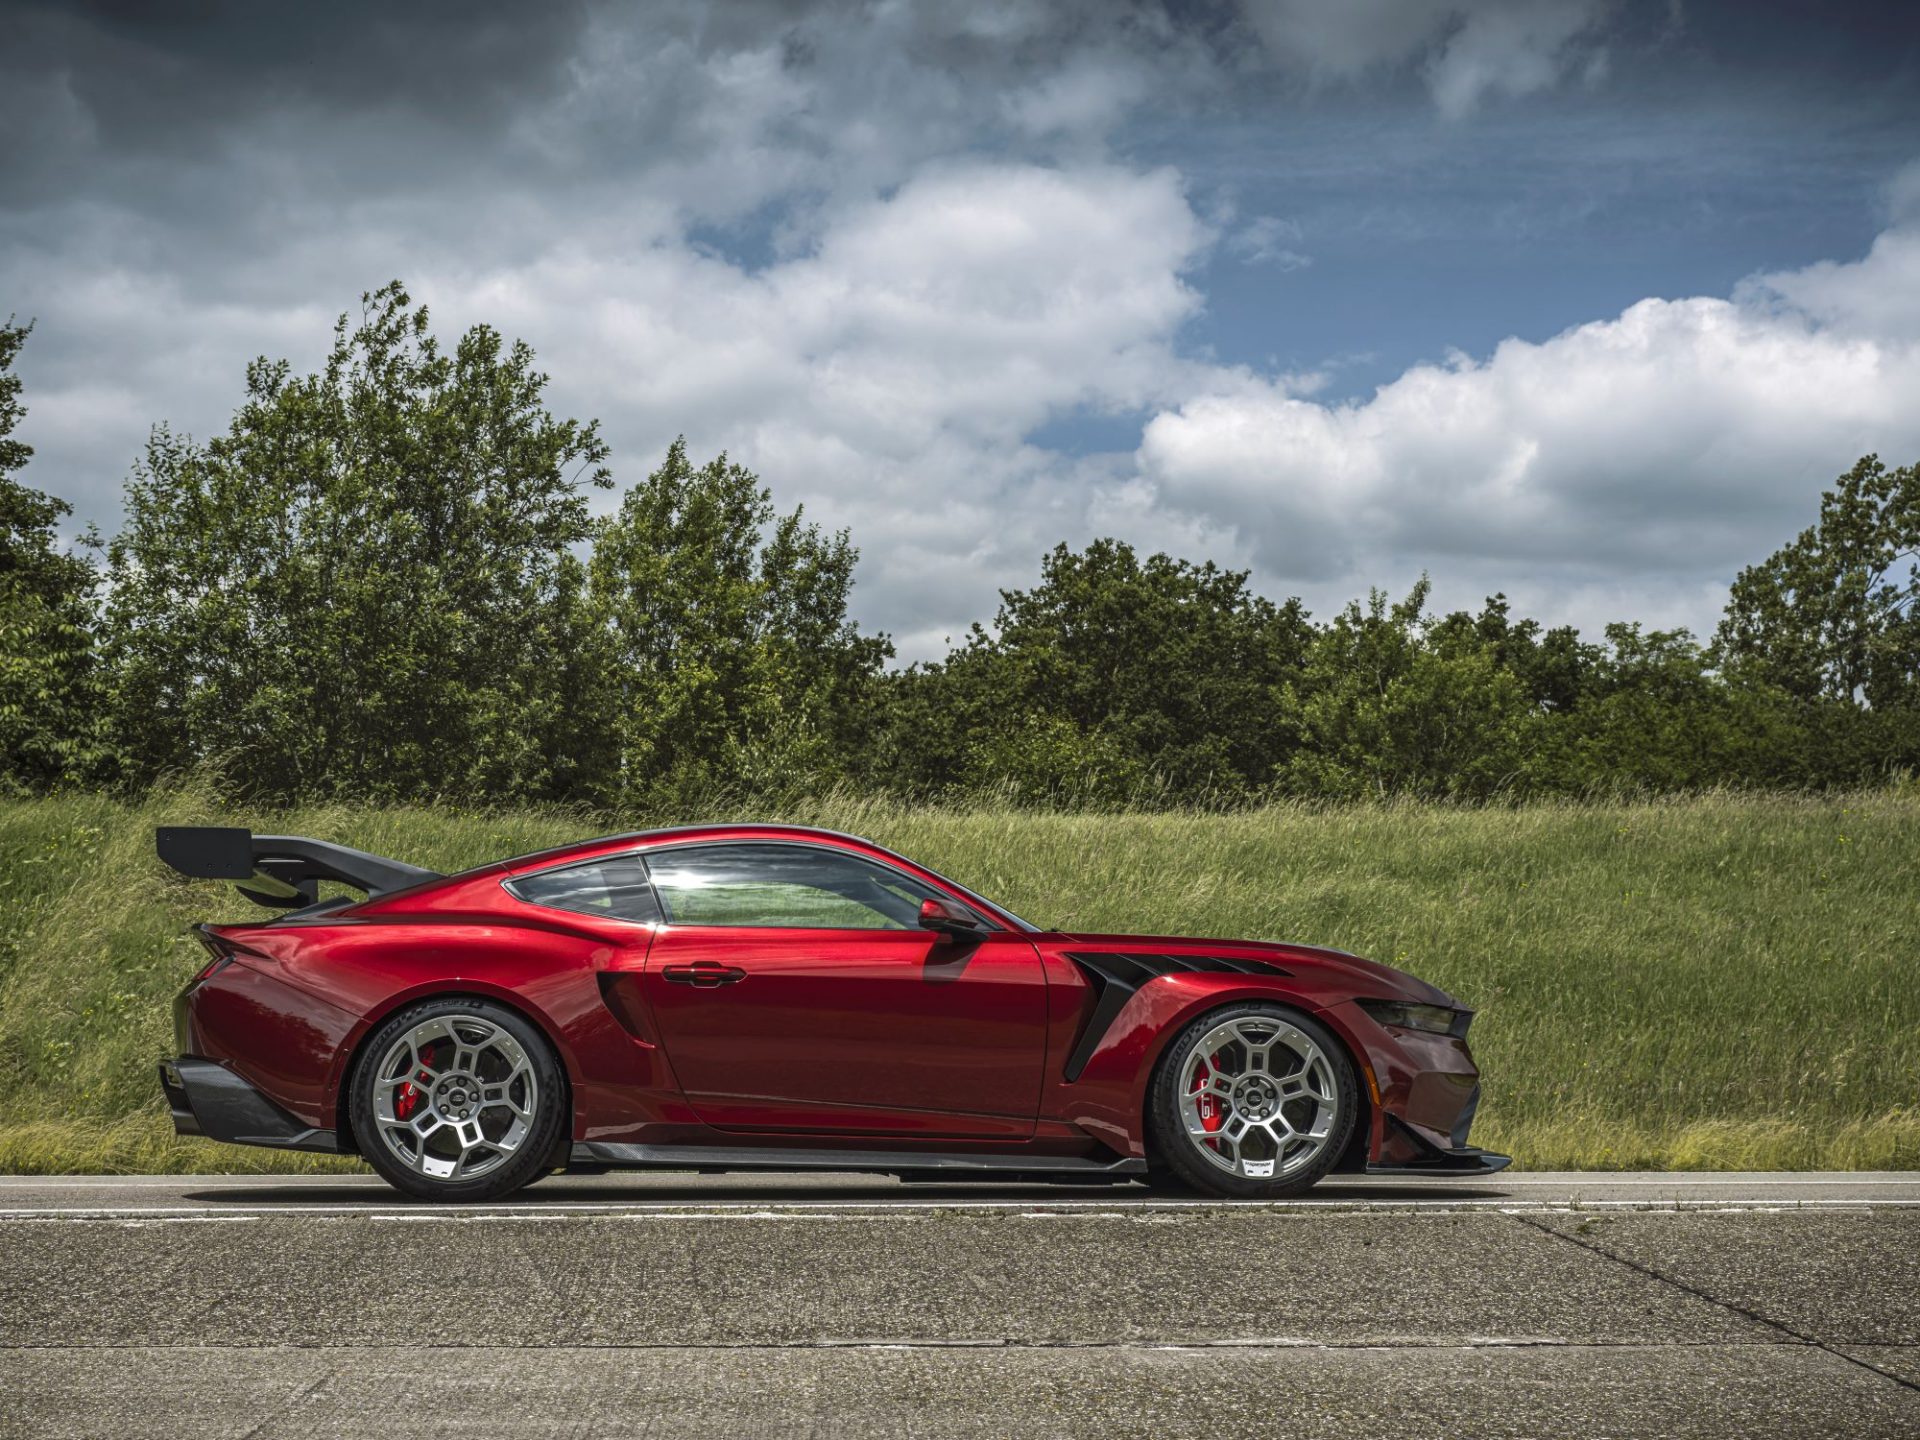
638, 842, 1048, 1139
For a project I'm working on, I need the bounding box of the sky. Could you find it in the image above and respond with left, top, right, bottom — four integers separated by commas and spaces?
4, 0, 1919, 660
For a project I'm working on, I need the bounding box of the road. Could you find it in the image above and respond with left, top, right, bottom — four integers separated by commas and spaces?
3, 1171, 1918, 1437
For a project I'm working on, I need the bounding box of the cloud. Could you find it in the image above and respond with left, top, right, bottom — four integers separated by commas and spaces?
1130, 209, 1920, 630
431, 161, 1210, 655
4, 0, 1916, 666
1235, 0, 1614, 116
1226, 216, 1312, 269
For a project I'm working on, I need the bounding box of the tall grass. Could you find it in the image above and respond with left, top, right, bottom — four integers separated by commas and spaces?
2, 785, 1916, 1172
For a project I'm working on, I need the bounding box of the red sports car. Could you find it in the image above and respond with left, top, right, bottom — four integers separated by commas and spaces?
157, 824, 1507, 1201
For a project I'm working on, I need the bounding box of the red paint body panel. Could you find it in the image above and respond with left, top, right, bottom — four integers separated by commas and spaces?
184, 959, 359, 1130
642, 928, 1046, 1138
172, 824, 1493, 1169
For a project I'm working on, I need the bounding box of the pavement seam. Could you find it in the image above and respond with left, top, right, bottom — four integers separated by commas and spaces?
1510, 1212, 1920, 1398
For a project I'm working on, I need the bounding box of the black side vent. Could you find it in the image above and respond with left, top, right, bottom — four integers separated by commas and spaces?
1060, 952, 1290, 1082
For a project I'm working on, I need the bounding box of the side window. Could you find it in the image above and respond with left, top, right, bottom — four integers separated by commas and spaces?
507, 855, 660, 923
643, 844, 964, 930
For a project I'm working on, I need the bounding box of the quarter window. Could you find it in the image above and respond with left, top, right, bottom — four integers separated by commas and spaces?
643, 844, 963, 930
507, 855, 660, 923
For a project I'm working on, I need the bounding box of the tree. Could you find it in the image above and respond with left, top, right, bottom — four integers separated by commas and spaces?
584, 439, 890, 803
101, 283, 610, 802
875, 540, 1312, 801
1719, 454, 1920, 707
1427, 593, 1593, 714
0, 319, 104, 791
1275, 581, 1540, 800
1523, 623, 1765, 793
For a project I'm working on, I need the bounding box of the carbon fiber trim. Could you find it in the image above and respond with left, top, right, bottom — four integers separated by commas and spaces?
1060, 951, 1291, 1082
159, 1058, 341, 1153
571, 1142, 1146, 1175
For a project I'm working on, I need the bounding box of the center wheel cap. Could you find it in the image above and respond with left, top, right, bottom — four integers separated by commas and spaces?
1236, 1079, 1277, 1116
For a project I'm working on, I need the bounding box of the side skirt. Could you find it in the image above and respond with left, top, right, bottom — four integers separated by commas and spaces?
571, 1141, 1147, 1177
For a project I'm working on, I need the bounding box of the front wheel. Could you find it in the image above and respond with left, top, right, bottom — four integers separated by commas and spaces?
1146, 1003, 1356, 1199
349, 998, 567, 1202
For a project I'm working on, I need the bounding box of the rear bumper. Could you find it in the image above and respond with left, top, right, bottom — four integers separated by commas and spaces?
159, 1058, 342, 1154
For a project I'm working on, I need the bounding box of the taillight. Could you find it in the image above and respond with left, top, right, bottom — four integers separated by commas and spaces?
190, 955, 231, 986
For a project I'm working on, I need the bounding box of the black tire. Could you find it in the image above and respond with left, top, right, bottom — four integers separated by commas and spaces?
349, 997, 568, 1203
1146, 1002, 1357, 1199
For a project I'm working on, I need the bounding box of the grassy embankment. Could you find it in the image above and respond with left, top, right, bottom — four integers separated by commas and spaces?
1, 786, 1916, 1173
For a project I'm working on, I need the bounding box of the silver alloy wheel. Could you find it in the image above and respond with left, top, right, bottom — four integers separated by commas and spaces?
1176, 1014, 1340, 1180
370, 1013, 539, 1182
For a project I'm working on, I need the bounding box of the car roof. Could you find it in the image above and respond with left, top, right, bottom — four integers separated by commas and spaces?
496, 823, 889, 873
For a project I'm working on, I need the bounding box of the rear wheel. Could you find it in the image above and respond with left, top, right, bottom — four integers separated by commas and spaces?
350, 998, 566, 1202
1147, 1003, 1356, 1199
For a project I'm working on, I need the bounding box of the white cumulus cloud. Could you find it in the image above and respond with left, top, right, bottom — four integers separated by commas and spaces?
1130, 210, 1920, 634
421, 162, 1211, 656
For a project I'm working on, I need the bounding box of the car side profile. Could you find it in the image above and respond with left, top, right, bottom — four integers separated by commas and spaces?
156, 823, 1508, 1201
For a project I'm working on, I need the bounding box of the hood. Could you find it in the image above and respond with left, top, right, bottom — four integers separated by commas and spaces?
1051, 931, 1458, 1008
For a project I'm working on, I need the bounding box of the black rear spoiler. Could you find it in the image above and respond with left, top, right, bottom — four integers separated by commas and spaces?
156, 827, 444, 910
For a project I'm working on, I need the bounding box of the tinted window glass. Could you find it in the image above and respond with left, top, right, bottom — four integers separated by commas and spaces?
508, 855, 659, 923
644, 844, 960, 930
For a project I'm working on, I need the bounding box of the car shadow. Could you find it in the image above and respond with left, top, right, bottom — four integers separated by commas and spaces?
1307, 1182, 1512, 1201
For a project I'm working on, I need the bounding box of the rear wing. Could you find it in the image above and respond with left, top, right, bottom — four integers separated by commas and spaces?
156, 827, 444, 910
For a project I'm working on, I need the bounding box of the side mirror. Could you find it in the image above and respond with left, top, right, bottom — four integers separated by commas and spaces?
918, 896, 985, 941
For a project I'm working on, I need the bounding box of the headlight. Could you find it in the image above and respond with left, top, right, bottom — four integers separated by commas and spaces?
1359, 998, 1471, 1038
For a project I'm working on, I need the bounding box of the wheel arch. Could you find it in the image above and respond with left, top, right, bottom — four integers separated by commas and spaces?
1134, 990, 1376, 1169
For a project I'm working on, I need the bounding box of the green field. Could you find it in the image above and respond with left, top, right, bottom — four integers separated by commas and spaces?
1, 786, 1916, 1173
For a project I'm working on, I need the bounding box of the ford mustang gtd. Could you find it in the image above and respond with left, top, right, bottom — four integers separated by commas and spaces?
156, 824, 1508, 1201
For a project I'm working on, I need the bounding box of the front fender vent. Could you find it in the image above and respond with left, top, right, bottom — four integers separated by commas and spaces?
1060, 952, 1290, 1083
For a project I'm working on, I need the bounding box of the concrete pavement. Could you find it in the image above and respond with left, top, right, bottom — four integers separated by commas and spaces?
2, 1172, 1917, 1436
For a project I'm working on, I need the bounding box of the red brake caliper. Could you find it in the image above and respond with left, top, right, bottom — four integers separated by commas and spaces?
1192, 1055, 1225, 1149
395, 1043, 433, 1121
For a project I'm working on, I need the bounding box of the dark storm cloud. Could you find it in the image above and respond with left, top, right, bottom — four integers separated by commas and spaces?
7, 0, 591, 133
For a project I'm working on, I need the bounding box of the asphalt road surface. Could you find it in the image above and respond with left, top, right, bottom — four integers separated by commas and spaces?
3, 1170, 1918, 1438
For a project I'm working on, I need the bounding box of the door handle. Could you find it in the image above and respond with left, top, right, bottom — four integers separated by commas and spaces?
662, 962, 746, 988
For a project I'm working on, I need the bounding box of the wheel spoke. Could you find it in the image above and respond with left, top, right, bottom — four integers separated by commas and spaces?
370, 1013, 539, 1184
1176, 1013, 1343, 1184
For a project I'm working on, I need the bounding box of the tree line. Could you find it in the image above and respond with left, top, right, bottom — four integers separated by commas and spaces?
4, 283, 1917, 807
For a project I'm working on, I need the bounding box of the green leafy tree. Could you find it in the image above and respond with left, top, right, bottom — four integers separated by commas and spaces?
1524, 624, 1755, 792
1719, 454, 1920, 707
101, 283, 610, 802
1427, 593, 1594, 714
876, 540, 1311, 802
0, 319, 105, 791
1276, 580, 1539, 800
584, 439, 890, 803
